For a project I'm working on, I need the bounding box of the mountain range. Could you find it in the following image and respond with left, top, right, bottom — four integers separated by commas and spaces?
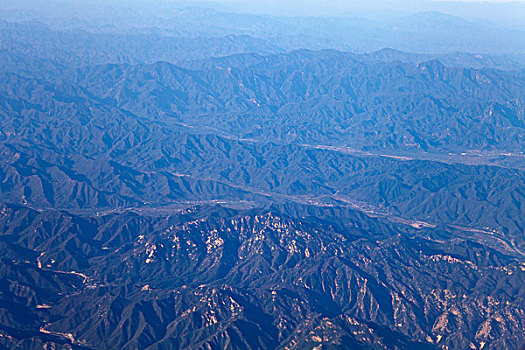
0, 3, 524, 349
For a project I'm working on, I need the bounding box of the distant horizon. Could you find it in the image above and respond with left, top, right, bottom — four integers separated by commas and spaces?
2, 0, 523, 29
203, 0, 525, 25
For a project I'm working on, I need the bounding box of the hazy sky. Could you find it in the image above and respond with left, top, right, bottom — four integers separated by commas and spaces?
202, 0, 525, 27
209, 0, 525, 12
2, 0, 524, 29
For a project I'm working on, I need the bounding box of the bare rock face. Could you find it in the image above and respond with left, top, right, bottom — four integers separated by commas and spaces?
1, 203, 524, 349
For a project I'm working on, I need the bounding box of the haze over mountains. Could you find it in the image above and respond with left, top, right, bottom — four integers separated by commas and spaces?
2, 0, 525, 56
0, 1, 524, 349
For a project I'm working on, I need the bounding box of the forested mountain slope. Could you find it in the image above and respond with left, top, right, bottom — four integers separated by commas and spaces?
0, 7, 524, 349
